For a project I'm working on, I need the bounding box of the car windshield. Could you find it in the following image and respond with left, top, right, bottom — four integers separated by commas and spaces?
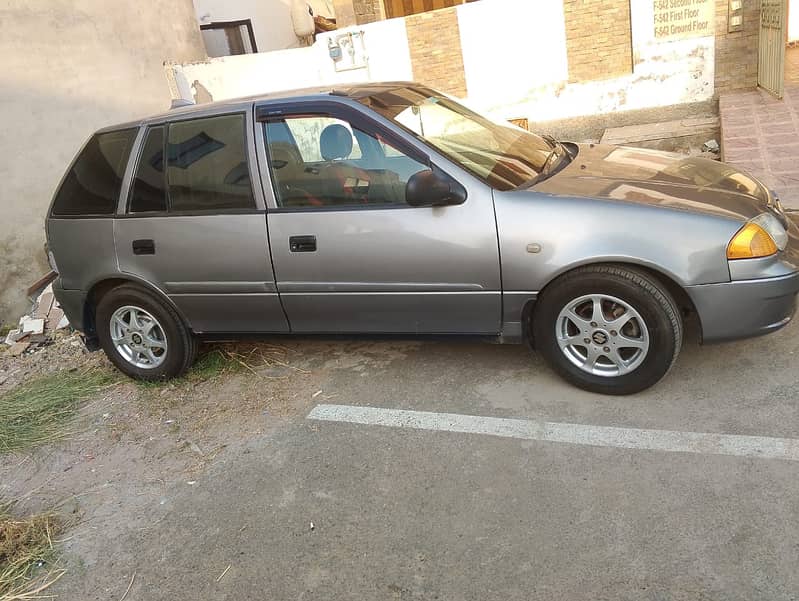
358, 85, 567, 191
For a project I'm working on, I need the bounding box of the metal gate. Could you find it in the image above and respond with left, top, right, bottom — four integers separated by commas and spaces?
759, 0, 787, 98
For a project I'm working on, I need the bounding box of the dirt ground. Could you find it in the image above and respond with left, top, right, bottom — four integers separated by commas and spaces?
0, 333, 423, 597
3, 322, 799, 599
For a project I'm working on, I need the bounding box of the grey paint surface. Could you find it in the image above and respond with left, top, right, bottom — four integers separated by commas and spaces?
115, 214, 288, 333
687, 272, 799, 342
493, 189, 740, 290
0, 0, 206, 324
45, 84, 799, 346
278, 292, 501, 333
265, 203, 501, 333
47, 218, 118, 291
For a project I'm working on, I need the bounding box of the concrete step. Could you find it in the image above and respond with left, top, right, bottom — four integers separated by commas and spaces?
600, 116, 720, 151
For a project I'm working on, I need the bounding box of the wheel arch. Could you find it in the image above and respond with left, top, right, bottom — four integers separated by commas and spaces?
522, 260, 698, 346
82, 274, 193, 343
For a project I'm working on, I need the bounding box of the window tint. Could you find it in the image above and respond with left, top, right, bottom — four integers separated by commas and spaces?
380, 140, 405, 158
360, 87, 555, 191
265, 115, 428, 209
51, 128, 137, 216
129, 126, 167, 213
167, 114, 254, 212
285, 117, 362, 162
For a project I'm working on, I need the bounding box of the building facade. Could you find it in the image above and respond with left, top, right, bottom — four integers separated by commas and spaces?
0, 1, 206, 323
171, 0, 762, 122
193, 0, 337, 56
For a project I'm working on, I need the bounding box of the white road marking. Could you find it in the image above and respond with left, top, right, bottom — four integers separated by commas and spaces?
307, 404, 799, 462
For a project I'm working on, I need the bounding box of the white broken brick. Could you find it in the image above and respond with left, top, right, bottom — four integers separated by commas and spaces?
4, 329, 24, 345
33, 292, 54, 320
57, 315, 70, 329
46, 306, 65, 331
22, 318, 45, 335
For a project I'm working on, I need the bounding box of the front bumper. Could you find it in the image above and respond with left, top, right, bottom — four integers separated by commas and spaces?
687, 271, 799, 343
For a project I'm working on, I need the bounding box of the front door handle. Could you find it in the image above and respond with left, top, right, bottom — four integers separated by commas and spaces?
132, 239, 156, 255
289, 235, 317, 253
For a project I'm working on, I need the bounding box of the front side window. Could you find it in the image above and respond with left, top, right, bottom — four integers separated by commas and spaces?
265, 114, 428, 209
166, 114, 255, 212
358, 86, 567, 191
51, 128, 137, 216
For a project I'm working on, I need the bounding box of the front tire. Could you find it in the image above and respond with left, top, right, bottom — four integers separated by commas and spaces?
532, 265, 683, 395
96, 284, 198, 381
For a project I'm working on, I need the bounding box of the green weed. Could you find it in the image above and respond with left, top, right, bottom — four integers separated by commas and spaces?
0, 369, 118, 453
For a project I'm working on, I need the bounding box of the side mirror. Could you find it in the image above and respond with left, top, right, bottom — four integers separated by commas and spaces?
405, 167, 467, 207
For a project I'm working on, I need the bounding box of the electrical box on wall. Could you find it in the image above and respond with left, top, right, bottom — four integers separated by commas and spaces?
728, 0, 744, 32
327, 31, 368, 72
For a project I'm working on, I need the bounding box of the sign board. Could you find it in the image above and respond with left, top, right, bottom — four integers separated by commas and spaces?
653, 0, 714, 41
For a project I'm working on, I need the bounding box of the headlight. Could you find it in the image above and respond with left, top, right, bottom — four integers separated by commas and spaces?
727, 213, 787, 259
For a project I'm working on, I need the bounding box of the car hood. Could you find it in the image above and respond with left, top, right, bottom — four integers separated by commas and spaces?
532, 144, 772, 221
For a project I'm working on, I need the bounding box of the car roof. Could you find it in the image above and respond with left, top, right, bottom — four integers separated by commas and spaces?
97, 81, 425, 133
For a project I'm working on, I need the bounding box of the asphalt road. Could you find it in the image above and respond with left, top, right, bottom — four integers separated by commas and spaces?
59, 319, 799, 600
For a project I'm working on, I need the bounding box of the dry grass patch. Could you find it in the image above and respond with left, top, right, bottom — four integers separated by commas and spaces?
137, 342, 304, 393
0, 505, 64, 600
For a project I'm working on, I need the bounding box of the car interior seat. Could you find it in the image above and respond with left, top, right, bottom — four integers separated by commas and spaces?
319, 124, 371, 204
268, 141, 322, 206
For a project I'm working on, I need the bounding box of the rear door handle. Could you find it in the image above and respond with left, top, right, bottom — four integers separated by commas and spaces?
289, 235, 317, 253
132, 239, 156, 255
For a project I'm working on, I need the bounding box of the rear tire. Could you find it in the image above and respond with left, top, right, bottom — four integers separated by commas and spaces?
96, 284, 198, 381
532, 265, 683, 395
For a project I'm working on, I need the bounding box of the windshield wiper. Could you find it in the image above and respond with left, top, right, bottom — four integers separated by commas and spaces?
541, 138, 572, 176
514, 136, 571, 189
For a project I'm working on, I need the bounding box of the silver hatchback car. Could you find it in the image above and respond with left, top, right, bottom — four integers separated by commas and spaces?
45, 82, 799, 395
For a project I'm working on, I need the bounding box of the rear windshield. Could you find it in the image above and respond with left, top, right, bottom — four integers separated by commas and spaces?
51, 128, 137, 216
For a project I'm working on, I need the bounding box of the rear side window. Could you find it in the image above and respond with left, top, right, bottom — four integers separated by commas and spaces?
51, 128, 137, 216
129, 126, 167, 213
166, 114, 254, 211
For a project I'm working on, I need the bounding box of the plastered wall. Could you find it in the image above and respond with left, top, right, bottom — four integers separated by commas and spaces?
0, 1, 206, 323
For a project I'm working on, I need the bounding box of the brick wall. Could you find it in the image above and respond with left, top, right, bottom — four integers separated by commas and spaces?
332, 0, 385, 26
563, 0, 632, 82
406, 7, 468, 97
353, 0, 385, 24
714, 0, 760, 93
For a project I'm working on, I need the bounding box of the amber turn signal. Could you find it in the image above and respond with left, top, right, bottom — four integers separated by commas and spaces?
727, 222, 778, 259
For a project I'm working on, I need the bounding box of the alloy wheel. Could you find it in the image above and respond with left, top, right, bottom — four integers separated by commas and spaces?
110, 305, 168, 369
555, 294, 649, 377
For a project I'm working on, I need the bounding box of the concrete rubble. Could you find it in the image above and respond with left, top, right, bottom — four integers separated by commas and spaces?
702, 139, 720, 154
3, 283, 70, 355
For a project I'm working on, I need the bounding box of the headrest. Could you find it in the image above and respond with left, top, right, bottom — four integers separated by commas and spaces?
320, 124, 353, 161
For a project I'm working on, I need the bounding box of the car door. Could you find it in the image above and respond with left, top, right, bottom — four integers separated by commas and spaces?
258, 100, 501, 334
115, 110, 289, 334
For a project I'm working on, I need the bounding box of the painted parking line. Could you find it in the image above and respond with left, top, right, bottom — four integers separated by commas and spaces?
307, 404, 799, 462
